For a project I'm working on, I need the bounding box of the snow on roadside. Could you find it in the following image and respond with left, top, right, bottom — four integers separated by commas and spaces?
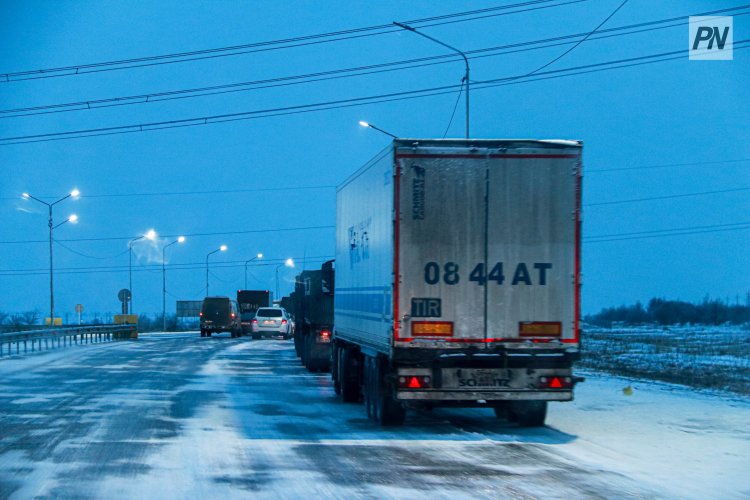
548, 370, 750, 499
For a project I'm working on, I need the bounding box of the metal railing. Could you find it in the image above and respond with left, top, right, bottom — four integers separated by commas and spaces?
0, 325, 137, 358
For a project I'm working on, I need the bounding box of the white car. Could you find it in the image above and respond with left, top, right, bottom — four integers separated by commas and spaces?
251, 307, 292, 340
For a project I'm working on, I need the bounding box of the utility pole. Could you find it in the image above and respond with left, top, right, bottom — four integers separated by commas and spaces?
394, 22, 470, 138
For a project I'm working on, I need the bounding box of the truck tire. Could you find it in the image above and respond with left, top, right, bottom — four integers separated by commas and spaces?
340, 347, 360, 403
492, 403, 509, 420
304, 335, 314, 372
363, 356, 375, 419
200, 329, 206, 338
509, 401, 547, 427
373, 358, 405, 426
331, 344, 341, 395
294, 330, 303, 356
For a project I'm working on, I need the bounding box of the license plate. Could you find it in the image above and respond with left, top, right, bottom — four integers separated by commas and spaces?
263, 320, 275, 325
443, 369, 511, 389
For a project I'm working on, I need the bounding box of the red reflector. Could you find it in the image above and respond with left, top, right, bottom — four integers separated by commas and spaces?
550, 377, 563, 388
407, 377, 422, 389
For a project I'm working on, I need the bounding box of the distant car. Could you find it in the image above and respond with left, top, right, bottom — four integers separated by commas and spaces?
251, 307, 292, 340
200, 296, 242, 338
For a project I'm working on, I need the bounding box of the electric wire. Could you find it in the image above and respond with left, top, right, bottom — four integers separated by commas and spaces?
4, 40, 749, 147
526, 0, 629, 75
54, 239, 131, 260
588, 158, 750, 173
0, 225, 335, 245
584, 187, 750, 207
0, 0, 583, 82
4, 5, 748, 119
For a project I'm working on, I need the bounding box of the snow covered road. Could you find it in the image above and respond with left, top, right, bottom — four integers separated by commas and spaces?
0, 333, 748, 498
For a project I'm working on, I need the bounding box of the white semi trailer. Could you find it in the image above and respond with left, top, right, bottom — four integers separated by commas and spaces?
332, 139, 583, 426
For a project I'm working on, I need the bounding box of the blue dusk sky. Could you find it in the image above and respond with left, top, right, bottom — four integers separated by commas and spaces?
1, 0, 748, 319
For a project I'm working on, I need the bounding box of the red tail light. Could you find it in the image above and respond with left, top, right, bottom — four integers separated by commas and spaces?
539, 376, 572, 389
252, 319, 258, 324
199, 312, 203, 317
281, 319, 287, 325
398, 375, 431, 389
231, 313, 236, 318
320, 330, 330, 337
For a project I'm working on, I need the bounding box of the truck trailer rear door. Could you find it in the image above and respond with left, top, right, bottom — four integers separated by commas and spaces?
395, 150, 488, 345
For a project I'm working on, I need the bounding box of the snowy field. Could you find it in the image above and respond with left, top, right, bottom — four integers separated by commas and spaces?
0, 333, 748, 499
580, 324, 750, 394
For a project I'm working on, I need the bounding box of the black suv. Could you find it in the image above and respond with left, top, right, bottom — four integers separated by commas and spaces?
200, 296, 242, 338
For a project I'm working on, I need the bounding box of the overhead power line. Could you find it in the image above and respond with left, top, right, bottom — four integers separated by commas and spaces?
0, 224, 335, 245
0, 255, 332, 274
4, 5, 749, 119
584, 187, 750, 207
0, 0, 582, 82
584, 223, 750, 243
3, 221, 749, 275
0, 184, 336, 202
3, 159, 747, 203
3, 40, 749, 147
0, 256, 334, 277
588, 158, 750, 173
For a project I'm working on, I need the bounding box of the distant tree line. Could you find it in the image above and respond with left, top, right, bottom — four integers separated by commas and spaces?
0, 310, 197, 332
585, 296, 750, 327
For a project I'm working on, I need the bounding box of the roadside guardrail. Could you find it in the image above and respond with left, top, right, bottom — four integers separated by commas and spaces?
0, 325, 137, 358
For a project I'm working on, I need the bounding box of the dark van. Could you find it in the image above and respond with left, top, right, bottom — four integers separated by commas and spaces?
200, 296, 242, 338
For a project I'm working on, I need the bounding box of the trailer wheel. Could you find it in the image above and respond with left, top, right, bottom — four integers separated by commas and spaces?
331, 344, 341, 395
509, 401, 547, 427
363, 356, 374, 418
200, 329, 206, 338
492, 403, 509, 420
294, 330, 303, 356
340, 347, 360, 403
374, 358, 404, 426
304, 335, 315, 372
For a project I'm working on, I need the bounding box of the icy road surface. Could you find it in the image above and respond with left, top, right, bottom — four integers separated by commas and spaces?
0, 333, 748, 499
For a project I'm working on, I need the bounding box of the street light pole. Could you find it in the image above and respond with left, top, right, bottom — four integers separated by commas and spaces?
22, 189, 79, 325
244, 252, 263, 289
275, 258, 295, 299
394, 22, 470, 138
206, 245, 227, 296
162, 236, 185, 332
128, 229, 157, 315
358, 121, 398, 139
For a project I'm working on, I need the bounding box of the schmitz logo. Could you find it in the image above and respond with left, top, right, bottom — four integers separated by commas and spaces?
689, 16, 733, 60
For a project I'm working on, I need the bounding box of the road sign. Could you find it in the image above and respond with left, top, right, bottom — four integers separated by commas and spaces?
75, 304, 84, 313
176, 300, 202, 317
118, 289, 131, 302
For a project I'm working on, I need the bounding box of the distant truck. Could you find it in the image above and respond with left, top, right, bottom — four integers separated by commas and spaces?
290, 260, 334, 372
237, 290, 271, 334
332, 139, 583, 426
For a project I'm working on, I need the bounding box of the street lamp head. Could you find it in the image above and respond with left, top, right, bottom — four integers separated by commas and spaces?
177, 236, 186, 243
359, 120, 370, 128
220, 245, 228, 252
68, 214, 78, 223
22, 192, 30, 199
257, 252, 263, 259
285, 258, 295, 268
145, 229, 157, 240
70, 189, 80, 198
